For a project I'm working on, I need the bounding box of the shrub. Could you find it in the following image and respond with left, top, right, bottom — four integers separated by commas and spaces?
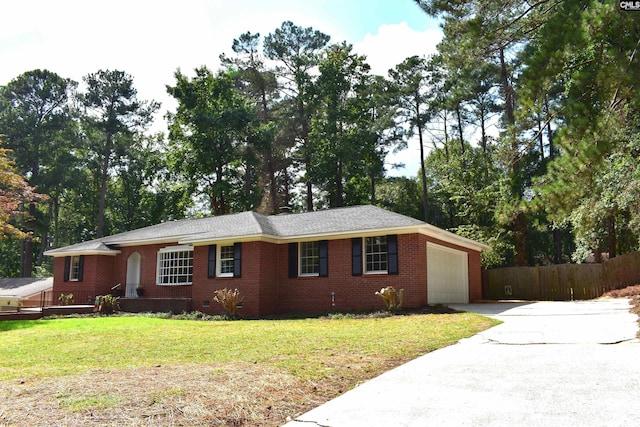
58, 293, 74, 305
375, 286, 404, 312
95, 295, 119, 314
213, 288, 243, 319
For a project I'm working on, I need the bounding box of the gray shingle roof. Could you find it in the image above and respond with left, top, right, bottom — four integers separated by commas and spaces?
0, 277, 53, 298
44, 205, 488, 256
268, 205, 424, 237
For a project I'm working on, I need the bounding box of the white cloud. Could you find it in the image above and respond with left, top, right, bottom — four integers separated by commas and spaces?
354, 22, 442, 76
353, 22, 442, 177
0, 2, 442, 177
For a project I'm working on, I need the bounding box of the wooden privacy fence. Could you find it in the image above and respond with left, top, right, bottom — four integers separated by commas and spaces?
483, 251, 640, 301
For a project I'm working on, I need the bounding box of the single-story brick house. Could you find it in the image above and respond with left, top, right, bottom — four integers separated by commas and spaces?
44, 205, 489, 317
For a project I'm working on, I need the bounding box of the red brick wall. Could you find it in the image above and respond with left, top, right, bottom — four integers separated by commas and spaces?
115, 244, 194, 300
52, 232, 484, 315
275, 234, 429, 314
52, 255, 116, 304
191, 241, 279, 318
467, 250, 483, 302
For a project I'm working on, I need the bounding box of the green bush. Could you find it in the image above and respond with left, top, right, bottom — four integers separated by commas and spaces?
95, 295, 119, 314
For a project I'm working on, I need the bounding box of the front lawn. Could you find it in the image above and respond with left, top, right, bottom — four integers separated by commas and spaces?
0, 311, 499, 426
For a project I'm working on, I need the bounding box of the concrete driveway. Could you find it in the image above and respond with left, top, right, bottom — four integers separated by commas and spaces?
284, 299, 640, 426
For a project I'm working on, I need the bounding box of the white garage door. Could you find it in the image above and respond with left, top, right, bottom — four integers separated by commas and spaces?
427, 242, 469, 304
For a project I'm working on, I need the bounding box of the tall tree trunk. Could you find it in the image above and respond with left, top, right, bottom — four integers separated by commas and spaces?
298, 97, 314, 212
212, 164, 227, 216
545, 97, 555, 159
456, 104, 465, 154
305, 161, 313, 211
513, 212, 529, 266
443, 114, 450, 161
283, 169, 292, 208
335, 160, 344, 207
267, 155, 278, 214
545, 97, 562, 264
418, 123, 429, 223
500, 47, 528, 266
480, 107, 487, 154
538, 115, 544, 161
608, 214, 617, 259
552, 228, 562, 264
97, 133, 112, 238
20, 146, 41, 277
369, 171, 376, 205
260, 85, 279, 214
20, 237, 33, 277
20, 201, 38, 277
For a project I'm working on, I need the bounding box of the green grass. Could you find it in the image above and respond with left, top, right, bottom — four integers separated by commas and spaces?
56, 391, 123, 412
0, 313, 499, 382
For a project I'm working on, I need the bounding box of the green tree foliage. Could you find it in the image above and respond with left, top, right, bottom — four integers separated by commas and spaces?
376, 177, 422, 220
108, 134, 189, 233
308, 42, 377, 208
167, 67, 266, 215
221, 31, 283, 214
80, 69, 159, 237
415, 0, 640, 264
0, 69, 78, 275
526, 2, 640, 260
389, 56, 432, 221
0, 139, 43, 239
16, 9, 629, 273
264, 21, 331, 211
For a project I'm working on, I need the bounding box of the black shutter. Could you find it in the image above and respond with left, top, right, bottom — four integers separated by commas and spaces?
288, 243, 298, 278
352, 238, 362, 276
63, 256, 70, 282
208, 245, 217, 278
319, 240, 328, 277
77, 255, 85, 282
387, 235, 398, 275
233, 243, 242, 278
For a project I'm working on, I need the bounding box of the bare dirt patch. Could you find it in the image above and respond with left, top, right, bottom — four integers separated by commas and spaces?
0, 362, 342, 426
603, 284, 640, 316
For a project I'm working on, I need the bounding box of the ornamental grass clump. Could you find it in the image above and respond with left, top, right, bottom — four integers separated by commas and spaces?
213, 288, 243, 319
375, 286, 404, 312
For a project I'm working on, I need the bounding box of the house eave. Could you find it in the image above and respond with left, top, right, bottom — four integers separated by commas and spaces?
114, 236, 199, 247
418, 224, 491, 252
181, 224, 487, 248
181, 234, 281, 245
43, 249, 121, 258
274, 225, 426, 243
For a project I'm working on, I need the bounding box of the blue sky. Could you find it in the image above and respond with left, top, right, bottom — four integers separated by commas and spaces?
0, 0, 442, 176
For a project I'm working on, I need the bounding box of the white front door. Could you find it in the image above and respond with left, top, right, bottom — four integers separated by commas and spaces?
125, 253, 141, 298
427, 242, 469, 304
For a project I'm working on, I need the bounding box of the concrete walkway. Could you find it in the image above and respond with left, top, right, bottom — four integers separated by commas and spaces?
284, 299, 640, 427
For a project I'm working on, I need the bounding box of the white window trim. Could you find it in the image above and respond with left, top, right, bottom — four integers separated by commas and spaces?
364, 236, 388, 275
217, 244, 235, 278
156, 245, 194, 286
299, 241, 320, 277
70, 255, 81, 281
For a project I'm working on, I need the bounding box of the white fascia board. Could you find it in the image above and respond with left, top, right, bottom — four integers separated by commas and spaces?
419, 224, 491, 252
113, 236, 194, 247
180, 234, 280, 246
183, 226, 428, 245
43, 249, 121, 258
274, 225, 425, 243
